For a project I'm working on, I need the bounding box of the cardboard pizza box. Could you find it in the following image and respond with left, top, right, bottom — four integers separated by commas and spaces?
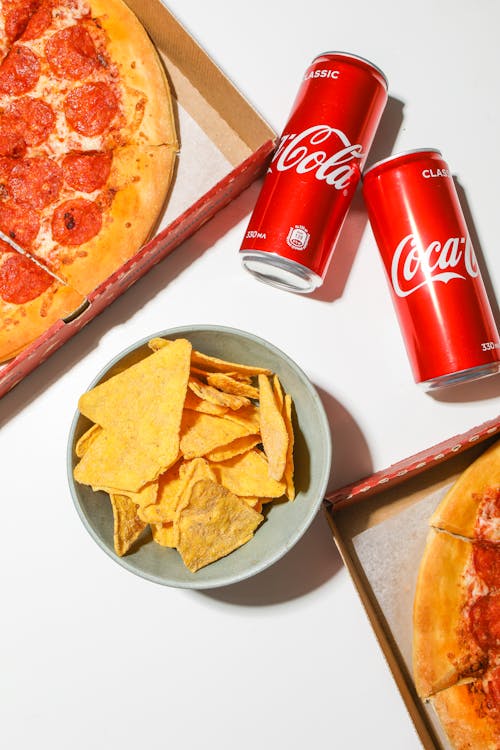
325, 416, 500, 750
0, 0, 276, 399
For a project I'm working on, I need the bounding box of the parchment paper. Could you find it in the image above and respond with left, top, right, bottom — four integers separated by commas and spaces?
159, 103, 233, 227
352, 483, 457, 749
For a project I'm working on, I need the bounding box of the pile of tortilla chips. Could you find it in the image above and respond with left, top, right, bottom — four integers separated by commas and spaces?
73, 337, 295, 572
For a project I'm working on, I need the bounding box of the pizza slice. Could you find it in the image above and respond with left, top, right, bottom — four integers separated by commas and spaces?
430, 440, 500, 542
0, 0, 179, 363
430, 663, 500, 750
413, 441, 500, 748
0, 247, 84, 360
413, 529, 492, 698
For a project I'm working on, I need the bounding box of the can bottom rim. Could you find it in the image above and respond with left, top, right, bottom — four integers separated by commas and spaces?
240, 251, 322, 294
420, 361, 500, 391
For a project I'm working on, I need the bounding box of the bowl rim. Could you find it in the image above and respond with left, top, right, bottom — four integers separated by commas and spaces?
67, 324, 332, 589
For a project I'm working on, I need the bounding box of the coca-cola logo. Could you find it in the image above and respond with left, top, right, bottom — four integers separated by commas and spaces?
270, 125, 364, 190
391, 233, 479, 298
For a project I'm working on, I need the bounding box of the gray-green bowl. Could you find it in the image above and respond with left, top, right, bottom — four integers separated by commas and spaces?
67, 325, 332, 589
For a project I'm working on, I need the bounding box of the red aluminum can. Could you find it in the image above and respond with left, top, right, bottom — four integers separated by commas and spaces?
362, 148, 500, 388
239, 52, 388, 293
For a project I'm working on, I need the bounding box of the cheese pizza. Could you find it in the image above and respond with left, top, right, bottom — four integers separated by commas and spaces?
0, 0, 178, 361
413, 440, 500, 749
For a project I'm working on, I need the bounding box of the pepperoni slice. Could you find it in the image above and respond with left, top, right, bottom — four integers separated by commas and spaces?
7, 156, 62, 209
62, 150, 112, 193
0, 201, 40, 246
485, 666, 500, 712
4, 97, 55, 147
45, 25, 98, 80
0, 121, 26, 158
476, 486, 500, 538
64, 82, 118, 137
0, 251, 52, 304
52, 198, 102, 245
5, 7, 31, 42
21, 1, 52, 41
470, 592, 500, 652
0, 157, 18, 184
4, 0, 39, 42
0, 45, 41, 96
473, 543, 500, 590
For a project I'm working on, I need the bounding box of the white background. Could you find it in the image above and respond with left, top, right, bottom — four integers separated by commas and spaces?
2, 1, 500, 749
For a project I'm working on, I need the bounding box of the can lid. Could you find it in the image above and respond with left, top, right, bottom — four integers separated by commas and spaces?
312, 51, 388, 89
363, 148, 443, 178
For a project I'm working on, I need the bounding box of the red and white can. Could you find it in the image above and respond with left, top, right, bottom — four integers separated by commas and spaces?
362, 148, 500, 388
239, 52, 388, 293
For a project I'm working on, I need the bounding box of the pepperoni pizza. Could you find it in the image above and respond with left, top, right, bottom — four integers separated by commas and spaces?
0, 0, 178, 361
413, 440, 500, 749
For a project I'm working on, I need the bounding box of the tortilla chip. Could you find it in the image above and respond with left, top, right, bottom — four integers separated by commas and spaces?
273, 374, 284, 411
183, 389, 228, 416
151, 522, 177, 548
188, 377, 250, 410
75, 423, 102, 457
239, 496, 261, 507
94, 481, 158, 510
216, 371, 253, 384
137, 463, 183, 523
74, 430, 147, 492
140, 458, 216, 525
109, 493, 148, 556
147, 337, 169, 352
206, 372, 259, 399
177, 457, 217, 509
176, 479, 263, 572
147, 337, 271, 377
79, 339, 190, 426
205, 434, 261, 462
283, 394, 295, 500
210, 449, 286, 498
76, 339, 191, 489
258, 374, 288, 481
190, 349, 272, 377
180, 410, 254, 460
223, 404, 261, 433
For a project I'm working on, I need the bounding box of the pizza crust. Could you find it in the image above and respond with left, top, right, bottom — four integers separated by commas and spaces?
89, 0, 178, 148
413, 529, 486, 698
430, 441, 500, 540
413, 444, 500, 746
0, 281, 84, 362
431, 675, 500, 750
54, 144, 177, 295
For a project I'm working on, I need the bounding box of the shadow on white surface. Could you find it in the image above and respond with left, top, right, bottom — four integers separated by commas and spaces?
201, 387, 372, 606
311, 96, 405, 304
317, 386, 373, 491
455, 178, 500, 330
199, 509, 343, 606
0, 182, 260, 427
429, 371, 500, 403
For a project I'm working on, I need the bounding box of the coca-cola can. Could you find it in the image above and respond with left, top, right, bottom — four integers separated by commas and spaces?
362, 148, 500, 389
239, 52, 388, 293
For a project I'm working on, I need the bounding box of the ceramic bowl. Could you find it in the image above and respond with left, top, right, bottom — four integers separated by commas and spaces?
67, 325, 332, 589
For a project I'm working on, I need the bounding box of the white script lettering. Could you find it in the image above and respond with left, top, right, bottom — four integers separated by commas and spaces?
271, 125, 364, 190
391, 233, 479, 297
